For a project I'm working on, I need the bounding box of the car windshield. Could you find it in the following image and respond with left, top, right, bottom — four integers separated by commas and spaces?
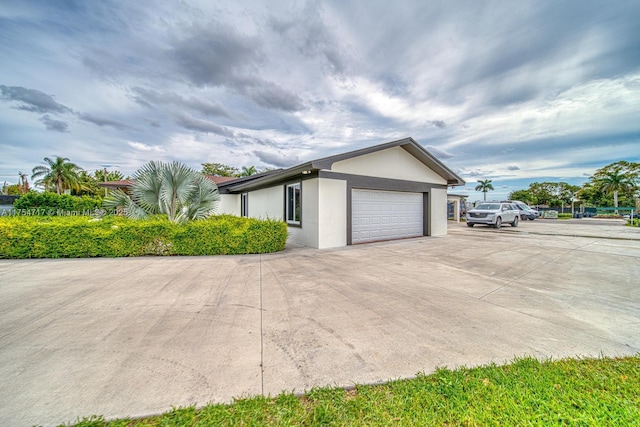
475, 203, 500, 210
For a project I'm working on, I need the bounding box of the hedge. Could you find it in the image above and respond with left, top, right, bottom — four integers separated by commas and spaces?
0, 215, 287, 258
13, 191, 102, 214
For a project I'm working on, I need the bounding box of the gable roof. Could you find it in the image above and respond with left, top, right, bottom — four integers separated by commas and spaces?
220, 137, 465, 192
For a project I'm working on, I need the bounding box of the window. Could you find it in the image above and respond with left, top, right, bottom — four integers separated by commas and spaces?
286, 183, 301, 224
241, 193, 248, 217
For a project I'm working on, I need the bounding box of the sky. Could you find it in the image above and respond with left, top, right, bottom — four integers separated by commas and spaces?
1, 0, 639, 202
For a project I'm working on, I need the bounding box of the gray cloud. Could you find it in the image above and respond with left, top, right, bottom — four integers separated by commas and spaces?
0, 85, 72, 114
40, 115, 69, 132
425, 145, 454, 159
1, 1, 639, 188
169, 24, 258, 87
167, 24, 304, 111
174, 113, 234, 137
239, 81, 304, 112
79, 113, 133, 131
507, 165, 520, 171
269, 2, 349, 78
132, 87, 232, 118
254, 150, 301, 168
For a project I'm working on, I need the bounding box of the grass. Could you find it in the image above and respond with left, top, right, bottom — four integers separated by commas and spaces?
62, 355, 640, 427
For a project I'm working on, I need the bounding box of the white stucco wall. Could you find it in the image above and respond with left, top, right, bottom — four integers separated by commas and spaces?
430, 187, 448, 236
247, 186, 284, 220
317, 178, 347, 248
217, 194, 240, 215
331, 146, 447, 185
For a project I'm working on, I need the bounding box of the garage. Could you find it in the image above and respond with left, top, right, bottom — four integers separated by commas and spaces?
352, 189, 424, 244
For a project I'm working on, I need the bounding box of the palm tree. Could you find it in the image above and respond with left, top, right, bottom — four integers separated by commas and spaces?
598, 169, 634, 214
104, 161, 220, 223
31, 156, 82, 194
238, 165, 258, 177
475, 179, 494, 201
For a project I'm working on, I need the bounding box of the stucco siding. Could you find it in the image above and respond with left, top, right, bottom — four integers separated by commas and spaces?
217, 194, 240, 215
331, 146, 447, 185
247, 186, 284, 220
430, 188, 448, 236
317, 178, 347, 248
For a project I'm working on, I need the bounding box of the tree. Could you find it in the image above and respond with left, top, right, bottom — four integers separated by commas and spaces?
6, 184, 22, 195
31, 156, 82, 194
238, 165, 258, 177
94, 169, 124, 183
596, 169, 634, 214
18, 172, 30, 194
475, 179, 494, 201
508, 189, 534, 204
201, 162, 238, 177
105, 161, 220, 223
576, 161, 639, 208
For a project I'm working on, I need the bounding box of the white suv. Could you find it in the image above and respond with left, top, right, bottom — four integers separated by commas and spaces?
466, 202, 520, 228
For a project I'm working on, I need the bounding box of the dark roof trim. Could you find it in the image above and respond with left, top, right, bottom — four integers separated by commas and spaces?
222, 137, 465, 192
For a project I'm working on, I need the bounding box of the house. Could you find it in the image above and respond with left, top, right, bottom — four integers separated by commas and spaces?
216, 137, 464, 248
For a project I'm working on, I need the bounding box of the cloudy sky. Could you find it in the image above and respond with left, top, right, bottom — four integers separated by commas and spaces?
1, 0, 639, 201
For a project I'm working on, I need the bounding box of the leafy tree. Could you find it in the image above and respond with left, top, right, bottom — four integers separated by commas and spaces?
105, 161, 220, 223
508, 189, 534, 204
94, 169, 125, 183
6, 184, 21, 195
475, 179, 494, 201
31, 156, 82, 194
578, 161, 640, 208
238, 165, 258, 177
72, 170, 99, 196
201, 162, 239, 177
596, 169, 634, 213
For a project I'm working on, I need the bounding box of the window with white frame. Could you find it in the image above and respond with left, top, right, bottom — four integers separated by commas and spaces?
241, 193, 248, 217
285, 183, 301, 224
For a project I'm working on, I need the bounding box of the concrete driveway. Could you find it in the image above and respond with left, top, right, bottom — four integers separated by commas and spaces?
1, 220, 639, 426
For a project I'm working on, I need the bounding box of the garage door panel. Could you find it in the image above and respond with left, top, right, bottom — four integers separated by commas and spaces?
352, 189, 423, 244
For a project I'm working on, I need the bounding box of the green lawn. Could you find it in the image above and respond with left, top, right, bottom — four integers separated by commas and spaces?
63, 355, 639, 427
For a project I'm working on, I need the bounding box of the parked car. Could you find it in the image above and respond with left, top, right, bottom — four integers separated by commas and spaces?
502, 200, 540, 220
466, 202, 520, 228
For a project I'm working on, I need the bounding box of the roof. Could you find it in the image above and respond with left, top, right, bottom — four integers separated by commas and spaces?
220, 137, 465, 192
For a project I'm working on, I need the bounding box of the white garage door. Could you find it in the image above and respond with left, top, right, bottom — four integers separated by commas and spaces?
352, 189, 423, 244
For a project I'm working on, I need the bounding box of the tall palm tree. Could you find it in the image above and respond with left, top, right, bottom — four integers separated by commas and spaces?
598, 169, 633, 214
475, 179, 494, 201
104, 161, 220, 223
31, 156, 82, 194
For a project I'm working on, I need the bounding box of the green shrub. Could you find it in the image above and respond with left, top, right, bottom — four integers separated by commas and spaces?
13, 191, 102, 214
557, 213, 573, 219
0, 215, 287, 258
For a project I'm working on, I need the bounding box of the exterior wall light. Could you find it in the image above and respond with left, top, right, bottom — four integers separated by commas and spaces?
301, 170, 312, 175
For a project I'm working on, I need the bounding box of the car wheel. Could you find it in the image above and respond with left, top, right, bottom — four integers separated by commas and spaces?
467, 223, 474, 227
511, 216, 519, 227
529, 216, 535, 221
521, 214, 527, 220
494, 217, 502, 229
